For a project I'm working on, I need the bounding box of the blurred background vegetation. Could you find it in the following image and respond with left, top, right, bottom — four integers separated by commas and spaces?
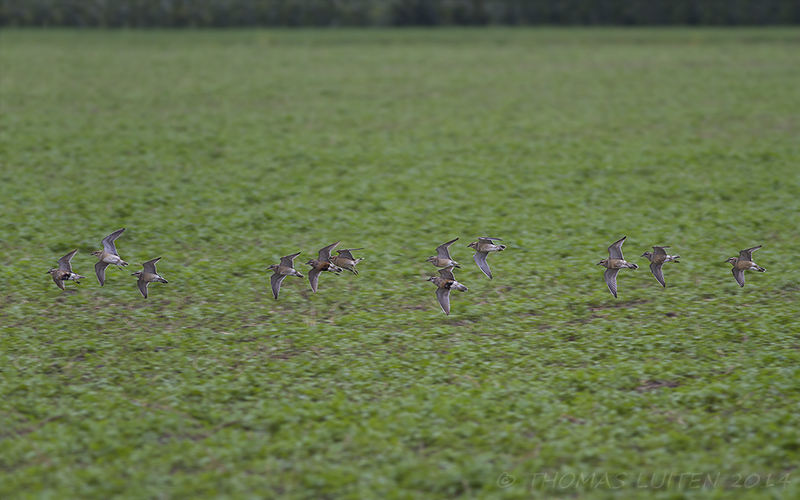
2, 0, 798, 28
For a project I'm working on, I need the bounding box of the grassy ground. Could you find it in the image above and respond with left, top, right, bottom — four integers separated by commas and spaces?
1, 28, 799, 499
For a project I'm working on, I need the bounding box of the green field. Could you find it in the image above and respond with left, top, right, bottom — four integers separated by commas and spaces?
1, 28, 799, 499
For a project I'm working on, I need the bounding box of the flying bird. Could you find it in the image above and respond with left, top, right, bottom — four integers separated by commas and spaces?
46, 249, 86, 291
641, 246, 680, 287
132, 257, 169, 299
306, 242, 343, 293
427, 265, 468, 315
329, 248, 364, 275
427, 237, 460, 268
269, 252, 303, 299
92, 228, 128, 286
725, 245, 766, 287
597, 236, 638, 298
467, 237, 506, 279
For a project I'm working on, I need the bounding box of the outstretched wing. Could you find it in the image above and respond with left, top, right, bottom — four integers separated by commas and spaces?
270, 273, 286, 299
102, 228, 125, 255
142, 257, 161, 275
280, 252, 301, 268
438, 266, 456, 281
604, 268, 620, 298
608, 236, 627, 261
337, 248, 363, 260
478, 237, 502, 242
732, 268, 745, 287
52, 273, 65, 290
318, 242, 340, 261
137, 279, 150, 298
739, 246, 761, 261
308, 268, 321, 293
436, 238, 458, 259
649, 262, 666, 288
58, 249, 79, 272
435, 287, 451, 315
95, 261, 110, 286
652, 246, 668, 258
473, 251, 492, 279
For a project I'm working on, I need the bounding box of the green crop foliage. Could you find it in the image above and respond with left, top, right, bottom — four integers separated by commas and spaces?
1, 28, 799, 499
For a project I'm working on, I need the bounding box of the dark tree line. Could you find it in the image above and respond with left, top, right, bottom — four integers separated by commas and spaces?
2, 0, 798, 27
